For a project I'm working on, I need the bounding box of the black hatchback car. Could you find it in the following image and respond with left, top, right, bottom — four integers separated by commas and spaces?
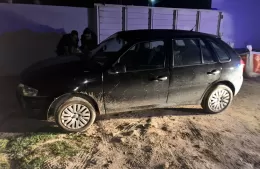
17, 29, 244, 132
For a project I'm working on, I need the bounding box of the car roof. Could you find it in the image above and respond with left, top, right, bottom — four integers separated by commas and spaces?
117, 29, 218, 41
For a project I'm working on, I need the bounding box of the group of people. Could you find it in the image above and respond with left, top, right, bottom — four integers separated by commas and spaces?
56, 28, 97, 57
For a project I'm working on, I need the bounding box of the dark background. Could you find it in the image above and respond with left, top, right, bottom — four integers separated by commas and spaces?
0, 0, 212, 9
96, 0, 212, 9
0, 0, 95, 8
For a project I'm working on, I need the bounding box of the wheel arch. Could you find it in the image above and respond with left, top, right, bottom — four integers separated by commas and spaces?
47, 92, 103, 120
201, 80, 235, 103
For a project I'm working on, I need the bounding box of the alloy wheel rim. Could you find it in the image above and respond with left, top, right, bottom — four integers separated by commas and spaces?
61, 104, 91, 129
208, 89, 231, 112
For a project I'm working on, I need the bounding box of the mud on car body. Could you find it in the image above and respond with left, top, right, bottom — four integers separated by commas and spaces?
17, 29, 244, 132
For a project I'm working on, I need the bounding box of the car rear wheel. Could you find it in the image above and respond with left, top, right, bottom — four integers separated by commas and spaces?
202, 85, 233, 114
55, 97, 96, 133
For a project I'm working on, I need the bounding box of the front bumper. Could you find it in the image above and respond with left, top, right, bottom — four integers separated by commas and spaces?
16, 88, 52, 120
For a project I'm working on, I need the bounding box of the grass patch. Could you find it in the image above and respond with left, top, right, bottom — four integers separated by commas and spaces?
47, 141, 79, 158
0, 153, 9, 169
0, 139, 9, 153
4, 133, 58, 169
7, 133, 57, 159
1, 133, 95, 169
20, 156, 48, 169
0, 139, 10, 169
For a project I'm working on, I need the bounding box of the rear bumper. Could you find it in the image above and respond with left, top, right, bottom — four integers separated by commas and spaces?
233, 75, 243, 96
16, 89, 52, 120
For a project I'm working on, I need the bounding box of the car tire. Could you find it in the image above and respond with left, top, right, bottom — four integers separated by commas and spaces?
55, 96, 96, 133
201, 85, 233, 114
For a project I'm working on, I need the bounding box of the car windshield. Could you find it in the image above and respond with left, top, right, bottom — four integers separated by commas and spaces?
89, 34, 128, 65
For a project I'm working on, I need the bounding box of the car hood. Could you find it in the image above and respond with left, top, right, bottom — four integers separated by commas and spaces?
20, 56, 104, 97
20, 56, 85, 86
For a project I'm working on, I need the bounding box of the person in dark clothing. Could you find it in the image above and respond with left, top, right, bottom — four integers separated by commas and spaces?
56, 30, 79, 56
80, 28, 97, 54
138, 42, 151, 65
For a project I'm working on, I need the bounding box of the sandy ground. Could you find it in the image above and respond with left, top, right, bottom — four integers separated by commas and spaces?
0, 76, 260, 169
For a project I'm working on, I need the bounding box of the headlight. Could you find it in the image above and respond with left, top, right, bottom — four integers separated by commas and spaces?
18, 84, 38, 96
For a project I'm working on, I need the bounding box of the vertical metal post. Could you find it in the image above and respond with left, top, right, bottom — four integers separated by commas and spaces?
122, 7, 127, 31
148, 8, 153, 29
173, 10, 178, 30
96, 5, 100, 44
217, 12, 223, 37
195, 11, 201, 32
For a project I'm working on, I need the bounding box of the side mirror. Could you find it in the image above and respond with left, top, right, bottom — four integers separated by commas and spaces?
108, 64, 126, 74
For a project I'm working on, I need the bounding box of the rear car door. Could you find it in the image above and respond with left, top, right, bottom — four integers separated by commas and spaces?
103, 40, 170, 113
167, 38, 222, 105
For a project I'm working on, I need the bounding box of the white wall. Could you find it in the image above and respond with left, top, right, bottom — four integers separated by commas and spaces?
0, 4, 89, 76
213, 0, 260, 49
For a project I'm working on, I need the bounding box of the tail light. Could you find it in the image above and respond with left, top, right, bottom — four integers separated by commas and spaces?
240, 58, 245, 69
240, 58, 245, 66
240, 58, 245, 74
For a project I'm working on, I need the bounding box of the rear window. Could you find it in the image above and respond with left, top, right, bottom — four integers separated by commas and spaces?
208, 39, 230, 62
172, 39, 202, 66
200, 40, 215, 63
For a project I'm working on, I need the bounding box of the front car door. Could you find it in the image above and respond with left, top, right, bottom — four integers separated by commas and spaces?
167, 37, 222, 105
103, 40, 170, 114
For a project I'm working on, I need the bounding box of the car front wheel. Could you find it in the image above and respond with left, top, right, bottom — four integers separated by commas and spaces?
55, 97, 96, 133
202, 85, 233, 114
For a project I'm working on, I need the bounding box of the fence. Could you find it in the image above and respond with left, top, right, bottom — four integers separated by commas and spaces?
94, 4, 223, 43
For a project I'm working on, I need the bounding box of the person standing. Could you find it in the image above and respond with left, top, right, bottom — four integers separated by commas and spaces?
56, 30, 79, 56
80, 28, 97, 54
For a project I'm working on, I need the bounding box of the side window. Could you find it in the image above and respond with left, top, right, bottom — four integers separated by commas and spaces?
208, 40, 230, 61
119, 41, 165, 71
104, 38, 125, 52
92, 37, 126, 54
199, 40, 215, 63
173, 39, 201, 66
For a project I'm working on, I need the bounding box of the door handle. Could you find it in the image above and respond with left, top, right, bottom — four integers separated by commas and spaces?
157, 76, 168, 81
207, 69, 221, 75
108, 69, 119, 75
152, 76, 168, 82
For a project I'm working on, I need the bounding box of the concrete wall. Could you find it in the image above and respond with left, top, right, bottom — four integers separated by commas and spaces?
212, 0, 260, 49
0, 4, 89, 76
